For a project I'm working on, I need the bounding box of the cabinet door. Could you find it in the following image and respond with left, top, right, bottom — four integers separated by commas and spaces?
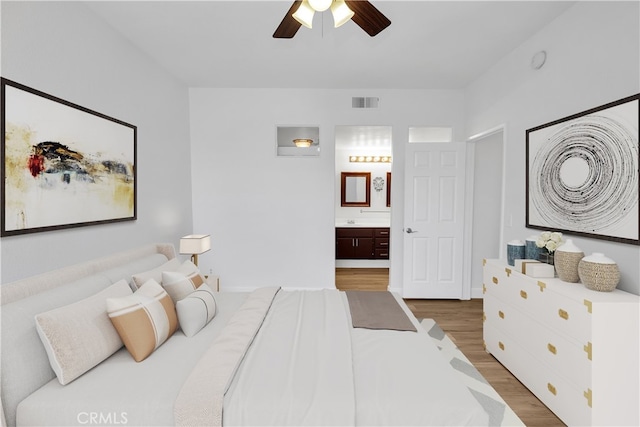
336, 238, 355, 259
353, 238, 374, 259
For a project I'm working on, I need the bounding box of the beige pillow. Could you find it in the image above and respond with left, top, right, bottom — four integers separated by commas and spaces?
161, 260, 206, 303
107, 279, 178, 362
131, 257, 182, 289
176, 284, 217, 337
35, 280, 132, 385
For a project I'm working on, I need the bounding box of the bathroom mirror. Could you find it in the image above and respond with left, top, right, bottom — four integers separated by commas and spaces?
341, 172, 371, 207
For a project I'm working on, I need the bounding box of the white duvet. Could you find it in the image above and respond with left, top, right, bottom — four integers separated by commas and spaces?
17, 289, 489, 426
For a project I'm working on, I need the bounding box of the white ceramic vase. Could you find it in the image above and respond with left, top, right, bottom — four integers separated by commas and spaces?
578, 252, 620, 292
554, 239, 584, 283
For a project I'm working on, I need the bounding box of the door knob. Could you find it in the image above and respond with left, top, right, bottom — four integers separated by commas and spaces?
405, 227, 418, 234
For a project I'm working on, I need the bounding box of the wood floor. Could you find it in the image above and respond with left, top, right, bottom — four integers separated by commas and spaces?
336, 268, 565, 427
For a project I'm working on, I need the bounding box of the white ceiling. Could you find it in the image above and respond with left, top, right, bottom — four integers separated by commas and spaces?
84, 0, 576, 89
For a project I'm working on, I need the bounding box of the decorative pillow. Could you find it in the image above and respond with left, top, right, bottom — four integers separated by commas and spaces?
131, 257, 182, 289
107, 279, 178, 362
161, 260, 206, 303
35, 279, 132, 385
176, 284, 218, 337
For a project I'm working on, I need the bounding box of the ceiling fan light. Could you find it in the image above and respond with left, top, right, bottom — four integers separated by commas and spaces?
293, 0, 315, 29
308, 0, 332, 12
331, 0, 354, 28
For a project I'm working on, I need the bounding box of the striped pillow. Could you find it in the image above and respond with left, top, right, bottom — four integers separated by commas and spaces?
161, 261, 206, 303
176, 284, 217, 337
107, 279, 178, 362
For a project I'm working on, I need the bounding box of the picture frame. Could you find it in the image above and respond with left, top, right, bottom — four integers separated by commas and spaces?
1, 78, 137, 236
526, 94, 639, 245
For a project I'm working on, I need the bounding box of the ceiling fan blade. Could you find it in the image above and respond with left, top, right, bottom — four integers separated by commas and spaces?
273, 1, 303, 39
344, 0, 391, 37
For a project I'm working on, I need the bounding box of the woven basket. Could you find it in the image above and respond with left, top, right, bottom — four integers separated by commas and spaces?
578, 258, 620, 292
554, 250, 584, 283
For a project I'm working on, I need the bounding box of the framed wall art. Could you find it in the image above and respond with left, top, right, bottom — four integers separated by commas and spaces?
526, 94, 639, 245
1, 78, 137, 236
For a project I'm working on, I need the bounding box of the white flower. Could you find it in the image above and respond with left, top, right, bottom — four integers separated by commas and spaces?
545, 240, 559, 252
535, 231, 564, 253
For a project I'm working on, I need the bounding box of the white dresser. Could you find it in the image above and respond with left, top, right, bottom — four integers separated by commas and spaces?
483, 259, 639, 426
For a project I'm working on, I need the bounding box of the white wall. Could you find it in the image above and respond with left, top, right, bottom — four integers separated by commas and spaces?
189, 88, 465, 291
0, 2, 193, 283
465, 1, 640, 295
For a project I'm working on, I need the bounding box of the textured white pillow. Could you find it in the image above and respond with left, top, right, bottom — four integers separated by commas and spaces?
161, 260, 206, 303
107, 279, 178, 362
176, 284, 218, 337
131, 257, 182, 289
35, 279, 132, 385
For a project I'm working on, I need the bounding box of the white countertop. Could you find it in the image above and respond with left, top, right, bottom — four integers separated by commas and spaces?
335, 222, 390, 228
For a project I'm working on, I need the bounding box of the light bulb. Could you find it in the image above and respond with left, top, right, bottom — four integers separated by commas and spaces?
309, 0, 332, 12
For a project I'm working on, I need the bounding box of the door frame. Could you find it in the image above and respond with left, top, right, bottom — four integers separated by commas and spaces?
465, 125, 507, 298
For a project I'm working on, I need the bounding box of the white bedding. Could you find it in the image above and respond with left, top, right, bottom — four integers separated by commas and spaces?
17, 290, 489, 427
16, 293, 250, 426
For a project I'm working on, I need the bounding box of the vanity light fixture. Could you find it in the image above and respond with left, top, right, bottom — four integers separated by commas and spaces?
180, 234, 211, 266
293, 138, 314, 148
293, 0, 354, 29
349, 155, 392, 163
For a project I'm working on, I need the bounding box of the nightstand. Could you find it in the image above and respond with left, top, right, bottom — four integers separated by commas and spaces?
205, 274, 220, 291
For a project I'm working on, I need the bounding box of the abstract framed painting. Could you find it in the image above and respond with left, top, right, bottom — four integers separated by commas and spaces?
526, 94, 639, 245
1, 78, 137, 236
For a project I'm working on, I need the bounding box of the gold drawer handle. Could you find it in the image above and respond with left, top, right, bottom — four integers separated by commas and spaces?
547, 383, 557, 396
483, 284, 487, 294
505, 268, 512, 276
584, 389, 592, 408
558, 309, 569, 320
498, 341, 505, 351
520, 290, 528, 299
547, 343, 557, 355
498, 310, 505, 319
584, 342, 592, 361
492, 276, 498, 284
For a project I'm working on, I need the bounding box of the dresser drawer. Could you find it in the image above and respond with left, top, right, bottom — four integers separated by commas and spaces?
374, 228, 390, 238
375, 238, 389, 249
485, 260, 592, 344
374, 249, 389, 259
484, 294, 592, 390
485, 326, 592, 427
336, 227, 374, 238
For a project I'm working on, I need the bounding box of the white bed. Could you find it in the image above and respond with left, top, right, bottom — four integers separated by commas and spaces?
16, 288, 489, 426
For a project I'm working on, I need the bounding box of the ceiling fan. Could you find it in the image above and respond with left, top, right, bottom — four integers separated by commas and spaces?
273, 0, 391, 39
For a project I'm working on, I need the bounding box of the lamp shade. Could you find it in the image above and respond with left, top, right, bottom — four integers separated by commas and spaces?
180, 234, 211, 255
331, 0, 354, 27
293, 0, 315, 28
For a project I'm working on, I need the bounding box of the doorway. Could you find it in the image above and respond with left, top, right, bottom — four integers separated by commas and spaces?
334, 125, 392, 291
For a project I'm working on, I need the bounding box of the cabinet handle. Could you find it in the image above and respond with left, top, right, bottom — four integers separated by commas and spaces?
558, 309, 569, 320
492, 276, 498, 284
584, 342, 592, 361
547, 383, 557, 396
380, 253, 388, 257
498, 341, 505, 351
520, 290, 528, 299
547, 343, 557, 355
584, 388, 592, 408
379, 231, 389, 235
380, 242, 388, 246
498, 310, 504, 319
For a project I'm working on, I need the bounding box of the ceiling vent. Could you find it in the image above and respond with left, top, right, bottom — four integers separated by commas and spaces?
352, 97, 379, 109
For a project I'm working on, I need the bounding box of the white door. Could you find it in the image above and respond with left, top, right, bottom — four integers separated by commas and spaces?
403, 142, 466, 298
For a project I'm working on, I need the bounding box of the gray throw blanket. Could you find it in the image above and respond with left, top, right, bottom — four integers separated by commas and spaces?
345, 291, 417, 332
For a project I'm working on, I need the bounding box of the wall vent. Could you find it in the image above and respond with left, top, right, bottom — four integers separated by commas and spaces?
352, 97, 379, 109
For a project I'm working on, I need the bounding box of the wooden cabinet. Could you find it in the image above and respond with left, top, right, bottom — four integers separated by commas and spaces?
483, 259, 639, 426
336, 227, 389, 260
